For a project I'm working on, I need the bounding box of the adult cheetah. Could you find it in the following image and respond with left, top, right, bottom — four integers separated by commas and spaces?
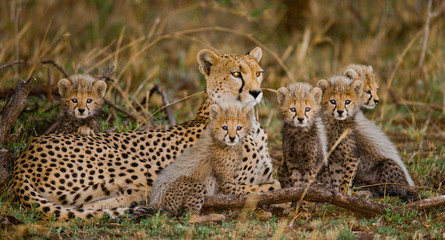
11, 47, 279, 220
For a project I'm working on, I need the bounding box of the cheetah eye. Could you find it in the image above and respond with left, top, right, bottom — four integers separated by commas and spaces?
305, 107, 311, 112
366, 90, 372, 95
256, 71, 263, 77
72, 98, 78, 103
236, 126, 242, 131
330, 100, 336, 105
345, 100, 351, 105
290, 107, 296, 112
231, 72, 241, 78
222, 126, 228, 131
86, 99, 93, 104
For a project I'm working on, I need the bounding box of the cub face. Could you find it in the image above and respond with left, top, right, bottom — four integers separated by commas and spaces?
277, 83, 322, 128
317, 76, 363, 121
58, 74, 107, 119
208, 103, 254, 146
197, 47, 264, 106
342, 64, 380, 109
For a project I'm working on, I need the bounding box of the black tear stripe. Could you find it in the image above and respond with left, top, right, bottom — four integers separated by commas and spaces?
304, 112, 309, 119
292, 112, 297, 121
238, 65, 245, 94
73, 103, 78, 111
366, 93, 372, 105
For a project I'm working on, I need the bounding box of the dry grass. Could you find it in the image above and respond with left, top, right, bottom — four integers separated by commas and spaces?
0, 0, 444, 239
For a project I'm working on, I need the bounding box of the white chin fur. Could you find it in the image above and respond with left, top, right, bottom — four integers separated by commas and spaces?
334, 115, 348, 121
225, 141, 239, 146
293, 122, 308, 128
362, 104, 376, 109
75, 114, 89, 119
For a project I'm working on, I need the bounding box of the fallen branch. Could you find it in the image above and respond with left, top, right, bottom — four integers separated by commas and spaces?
202, 185, 445, 217
0, 60, 24, 72
149, 85, 176, 126
203, 185, 388, 216
0, 76, 37, 147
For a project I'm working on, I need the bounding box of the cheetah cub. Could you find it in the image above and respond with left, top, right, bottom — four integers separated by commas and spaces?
276, 83, 328, 190
57, 74, 107, 136
340, 64, 380, 109
317, 76, 364, 194
149, 102, 254, 223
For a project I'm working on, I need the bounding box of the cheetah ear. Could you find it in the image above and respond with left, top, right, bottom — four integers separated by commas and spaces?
58, 78, 72, 97
197, 49, 220, 76
242, 105, 254, 120
93, 80, 107, 98
209, 104, 221, 121
368, 65, 373, 72
248, 47, 262, 63
276, 87, 289, 105
316, 79, 330, 92
310, 87, 323, 103
343, 68, 359, 80
351, 80, 364, 97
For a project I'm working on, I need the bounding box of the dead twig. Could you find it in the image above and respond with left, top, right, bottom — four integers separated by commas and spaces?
40, 60, 69, 78
0, 60, 24, 72
149, 85, 176, 127
104, 98, 139, 122
100, 65, 115, 83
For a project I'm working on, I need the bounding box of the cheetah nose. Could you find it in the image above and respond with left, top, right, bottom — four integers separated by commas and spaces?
229, 136, 236, 142
297, 117, 304, 123
78, 108, 85, 113
374, 99, 380, 104
249, 90, 262, 99
337, 110, 344, 115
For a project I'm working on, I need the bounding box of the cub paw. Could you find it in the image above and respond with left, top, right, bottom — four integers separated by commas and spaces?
78, 126, 95, 136
189, 213, 226, 223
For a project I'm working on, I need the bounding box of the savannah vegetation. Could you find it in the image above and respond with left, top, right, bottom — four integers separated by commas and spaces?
0, 0, 444, 239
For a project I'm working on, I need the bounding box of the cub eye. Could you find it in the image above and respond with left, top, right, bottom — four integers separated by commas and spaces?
330, 100, 336, 105
256, 71, 262, 77
231, 72, 241, 78
345, 100, 351, 105
290, 107, 296, 112
86, 99, 93, 103
305, 107, 311, 112
222, 126, 228, 131
366, 90, 372, 95
236, 126, 242, 131
72, 98, 78, 103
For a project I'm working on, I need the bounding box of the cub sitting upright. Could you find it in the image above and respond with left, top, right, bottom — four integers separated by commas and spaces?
57, 74, 107, 136
317, 77, 415, 199
276, 83, 328, 190
341, 64, 379, 109
149, 102, 253, 223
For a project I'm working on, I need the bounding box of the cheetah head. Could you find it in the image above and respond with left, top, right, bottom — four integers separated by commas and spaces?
58, 74, 107, 119
197, 47, 264, 106
317, 76, 363, 121
342, 64, 380, 109
277, 83, 322, 128
208, 103, 254, 146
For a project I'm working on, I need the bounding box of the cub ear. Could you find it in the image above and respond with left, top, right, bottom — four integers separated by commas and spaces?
93, 80, 107, 98
248, 47, 262, 63
316, 79, 330, 92
351, 80, 364, 97
276, 87, 289, 105
197, 49, 220, 76
242, 105, 254, 120
58, 78, 72, 97
310, 87, 323, 103
368, 65, 373, 72
343, 68, 359, 80
209, 104, 222, 120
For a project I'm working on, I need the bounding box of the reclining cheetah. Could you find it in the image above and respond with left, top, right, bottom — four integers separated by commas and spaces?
11, 47, 279, 220
317, 76, 415, 198
57, 74, 107, 136
149, 103, 253, 223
